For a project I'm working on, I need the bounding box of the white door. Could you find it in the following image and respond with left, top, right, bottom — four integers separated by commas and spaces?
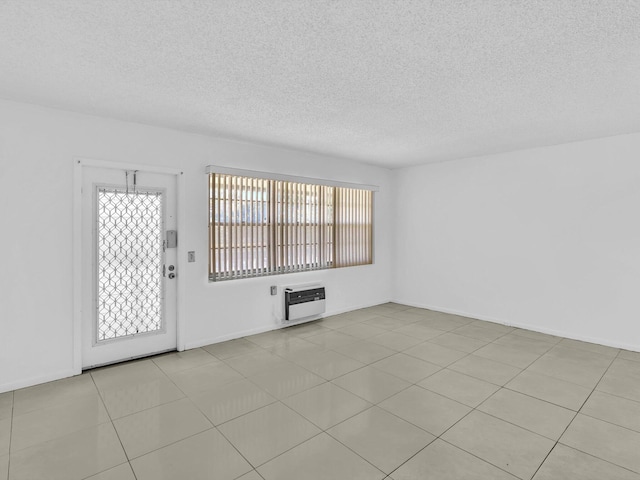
81, 165, 178, 369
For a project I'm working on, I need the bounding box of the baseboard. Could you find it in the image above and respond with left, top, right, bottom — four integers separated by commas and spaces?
394, 298, 640, 353
2, 300, 394, 393
0, 368, 78, 394
185, 324, 278, 350
185, 298, 393, 350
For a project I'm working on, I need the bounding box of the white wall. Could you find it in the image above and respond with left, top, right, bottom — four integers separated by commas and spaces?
0, 99, 393, 393
393, 133, 640, 351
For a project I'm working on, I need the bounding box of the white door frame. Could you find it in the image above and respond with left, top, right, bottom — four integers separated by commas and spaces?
73, 157, 186, 374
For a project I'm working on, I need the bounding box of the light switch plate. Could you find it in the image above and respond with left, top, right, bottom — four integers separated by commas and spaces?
187, 251, 195, 262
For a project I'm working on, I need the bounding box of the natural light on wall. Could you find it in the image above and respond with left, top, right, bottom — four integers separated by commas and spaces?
207, 167, 375, 281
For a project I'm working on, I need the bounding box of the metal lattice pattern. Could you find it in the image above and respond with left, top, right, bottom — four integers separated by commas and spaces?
96, 187, 164, 341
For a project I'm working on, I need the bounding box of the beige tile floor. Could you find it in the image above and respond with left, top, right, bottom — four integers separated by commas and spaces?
2, 303, 640, 479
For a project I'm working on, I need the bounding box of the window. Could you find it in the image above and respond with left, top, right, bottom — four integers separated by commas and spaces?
208, 170, 374, 281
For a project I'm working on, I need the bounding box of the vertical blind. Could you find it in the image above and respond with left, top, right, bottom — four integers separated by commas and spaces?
209, 173, 373, 281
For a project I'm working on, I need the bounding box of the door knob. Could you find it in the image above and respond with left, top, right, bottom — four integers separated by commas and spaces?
168, 272, 176, 279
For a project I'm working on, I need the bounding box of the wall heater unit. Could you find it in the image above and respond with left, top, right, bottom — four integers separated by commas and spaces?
284, 285, 326, 321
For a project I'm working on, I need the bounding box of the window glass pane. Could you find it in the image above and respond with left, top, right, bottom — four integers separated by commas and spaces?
209, 173, 372, 281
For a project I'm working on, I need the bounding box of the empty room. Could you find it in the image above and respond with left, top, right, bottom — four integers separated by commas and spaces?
1, 1, 640, 479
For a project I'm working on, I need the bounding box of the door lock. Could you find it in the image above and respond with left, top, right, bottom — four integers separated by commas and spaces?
168, 272, 176, 279
167, 265, 176, 279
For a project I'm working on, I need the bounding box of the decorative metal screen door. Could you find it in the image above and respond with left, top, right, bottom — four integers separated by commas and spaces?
81, 165, 177, 369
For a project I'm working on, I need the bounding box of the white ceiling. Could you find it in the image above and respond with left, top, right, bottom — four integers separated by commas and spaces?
1, 1, 639, 169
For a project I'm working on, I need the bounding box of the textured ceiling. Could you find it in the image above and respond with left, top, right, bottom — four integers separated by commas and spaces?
1, 1, 639, 168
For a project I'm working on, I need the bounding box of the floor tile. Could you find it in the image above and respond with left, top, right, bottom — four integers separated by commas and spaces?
357, 306, 403, 319
328, 407, 435, 474
85, 463, 136, 480
393, 323, 446, 340
248, 363, 325, 399
581, 391, 640, 433
510, 328, 562, 344
417, 314, 469, 331
338, 323, 388, 339
282, 382, 371, 430
113, 398, 212, 459
452, 324, 506, 342
258, 433, 385, 480
236, 471, 264, 480
306, 331, 359, 349
390, 439, 518, 480
224, 350, 291, 377
448, 354, 521, 385
367, 332, 423, 351
443, 410, 554, 480
290, 349, 365, 380
265, 337, 324, 359
527, 355, 607, 389
0, 419, 8, 456
131, 428, 252, 480
333, 341, 395, 364
203, 338, 264, 359
547, 344, 615, 365
533, 444, 640, 480
379, 385, 471, 436
13, 374, 98, 416
217, 402, 320, 467
421, 310, 473, 328
478, 388, 575, 440
506, 370, 592, 411
559, 338, 619, 358
99, 376, 185, 419
320, 313, 363, 330
403, 342, 467, 367
428, 332, 488, 353
0, 455, 7, 480
168, 362, 243, 396
619, 350, 640, 363
91, 360, 165, 393
473, 343, 542, 369
597, 358, 640, 402
493, 333, 555, 355
8, 423, 126, 480
371, 353, 441, 383
283, 321, 332, 338
11, 394, 110, 452
245, 330, 294, 348
7, 304, 640, 480
151, 348, 219, 374
527, 347, 612, 388
382, 302, 413, 311
0, 394, 12, 421
190, 379, 276, 425
332, 366, 411, 403
467, 320, 514, 333
418, 369, 499, 407
362, 316, 412, 330
560, 413, 640, 473
383, 310, 429, 322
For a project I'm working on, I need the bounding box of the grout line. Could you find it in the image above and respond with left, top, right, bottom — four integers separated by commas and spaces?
86, 373, 139, 480
526, 349, 622, 478
499, 383, 582, 412
576, 352, 618, 413
546, 443, 640, 477
6, 391, 14, 480
5, 304, 637, 479
215, 402, 324, 472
